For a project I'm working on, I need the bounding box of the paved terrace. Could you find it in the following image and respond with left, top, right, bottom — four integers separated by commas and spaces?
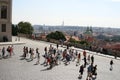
0, 36, 120, 80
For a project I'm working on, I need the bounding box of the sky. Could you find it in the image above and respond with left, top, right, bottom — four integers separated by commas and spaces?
12, 0, 120, 28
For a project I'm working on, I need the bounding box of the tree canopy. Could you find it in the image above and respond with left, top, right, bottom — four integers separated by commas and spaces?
46, 31, 66, 41
12, 24, 18, 36
18, 21, 33, 34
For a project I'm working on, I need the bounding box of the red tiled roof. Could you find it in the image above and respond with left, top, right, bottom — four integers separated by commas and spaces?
65, 36, 80, 41
104, 43, 120, 51
86, 37, 94, 42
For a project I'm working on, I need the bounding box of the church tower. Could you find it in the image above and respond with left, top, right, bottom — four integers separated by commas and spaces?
83, 27, 94, 42
0, 0, 12, 42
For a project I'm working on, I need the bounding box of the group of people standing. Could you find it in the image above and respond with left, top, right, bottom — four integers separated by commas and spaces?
41, 44, 96, 71
20, 44, 114, 78
41, 44, 86, 69
42, 44, 62, 69
78, 50, 97, 80
0, 45, 14, 59
21, 46, 40, 64
5, 43, 114, 80
78, 50, 115, 80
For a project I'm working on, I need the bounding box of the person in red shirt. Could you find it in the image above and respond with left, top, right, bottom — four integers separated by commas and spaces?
9, 46, 12, 57
76, 53, 81, 66
83, 50, 87, 57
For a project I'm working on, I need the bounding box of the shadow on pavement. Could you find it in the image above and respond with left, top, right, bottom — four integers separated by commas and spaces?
40, 67, 52, 71
20, 58, 25, 60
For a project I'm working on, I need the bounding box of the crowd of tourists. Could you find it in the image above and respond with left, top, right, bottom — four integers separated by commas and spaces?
41, 44, 87, 69
20, 46, 40, 65
20, 44, 83, 68
0, 45, 15, 59
20, 43, 99, 79
0, 43, 114, 80
78, 49, 98, 80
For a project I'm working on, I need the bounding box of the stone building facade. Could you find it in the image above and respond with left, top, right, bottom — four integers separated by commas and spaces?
0, 0, 12, 42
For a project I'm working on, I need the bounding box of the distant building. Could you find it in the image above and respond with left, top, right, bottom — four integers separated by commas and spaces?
0, 0, 12, 42
83, 27, 94, 42
65, 35, 80, 42
32, 32, 47, 40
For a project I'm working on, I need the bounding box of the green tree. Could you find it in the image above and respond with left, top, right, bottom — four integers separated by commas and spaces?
18, 21, 33, 34
46, 31, 66, 41
68, 37, 76, 43
12, 24, 18, 36
111, 35, 120, 42
79, 40, 88, 45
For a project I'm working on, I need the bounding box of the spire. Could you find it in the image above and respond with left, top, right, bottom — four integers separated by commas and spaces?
86, 27, 89, 31
62, 21, 64, 27
90, 26, 93, 33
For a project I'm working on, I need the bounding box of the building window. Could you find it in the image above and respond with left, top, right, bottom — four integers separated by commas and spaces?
1, 6, 7, 19
1, 24, 6, 32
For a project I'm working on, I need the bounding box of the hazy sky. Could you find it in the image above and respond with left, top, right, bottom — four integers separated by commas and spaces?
13, 0, 120, 28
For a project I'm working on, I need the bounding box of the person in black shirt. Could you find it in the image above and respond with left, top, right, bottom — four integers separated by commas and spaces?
79, 65, 84, 79
91, 55, 94, 64
110, 60, 113, 71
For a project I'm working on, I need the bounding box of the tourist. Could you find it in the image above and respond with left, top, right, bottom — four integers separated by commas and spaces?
76, 53, 81, 66
44, 46, 47, 56
36, 48, 40, 64
87, 55, 90, 64
31, 48, 34, 60
91, 55, 94, 64
26, 47, 29, 58
86, 63, 93, 80
42, 48, 49, 66
110, 59, 113, 71
56, 49, 61, 64
2, 47, 5, 58
9, 46, 12, 57
83, 50, 87, 58
22, 46, 26, 57
53, 48, 56, 56
29, 48, 32, 60
65, 53, 70, 65
92, 65, 97, 78
67, 45, 69, 49
11, 45, 15, 55
56, 43, 59, 49
23, 47, 27, 59
79, 65, 84, 79
7, 46, 11, 57
62, 49, 67, 61
84, 56, 87, 68
49, 56, 54, 69
72, 50, 77, 61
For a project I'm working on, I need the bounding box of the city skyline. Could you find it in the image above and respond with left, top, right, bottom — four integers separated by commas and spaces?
13, 0, 120, 28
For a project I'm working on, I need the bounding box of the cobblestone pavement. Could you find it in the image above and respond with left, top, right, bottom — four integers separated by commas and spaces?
0, 37, 120, 80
